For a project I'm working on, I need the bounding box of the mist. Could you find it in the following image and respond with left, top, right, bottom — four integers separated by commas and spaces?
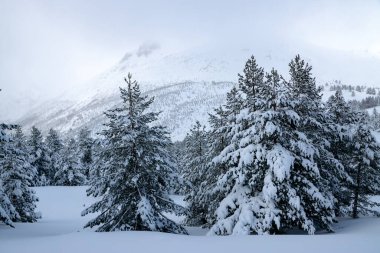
1, 0, 380, 120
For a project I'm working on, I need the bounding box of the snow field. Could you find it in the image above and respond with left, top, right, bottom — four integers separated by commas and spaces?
0, 187, 380, 253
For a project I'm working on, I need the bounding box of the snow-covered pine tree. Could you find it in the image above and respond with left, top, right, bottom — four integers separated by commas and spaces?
87, 138, 106, 190
370, 108, 380, 130
28, 126, 50, 186
54, 138, 85, 186
349, 121, 380, 218
45, 128, 63, 184
82, 73, 187, 234
238, 55, 265, 111
0, 123, 17, 227
325, 90, 357, 215
287, 56, 348, 218
208, 67, 335, 235
78, 127, 93, 181
167, 140, 186, 194
327, 92, 380, 217
0, 126, 39, 222
182, 121, 209, 226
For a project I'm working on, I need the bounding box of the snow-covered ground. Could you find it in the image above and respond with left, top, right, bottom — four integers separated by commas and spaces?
0, 187, 379, 253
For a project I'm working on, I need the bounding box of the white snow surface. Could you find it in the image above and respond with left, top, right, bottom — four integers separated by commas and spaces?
1, 187, 380, 253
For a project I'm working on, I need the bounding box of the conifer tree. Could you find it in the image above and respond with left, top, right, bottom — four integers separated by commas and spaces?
82, 74, 187, 233
287, 56, 348, 218
45, 128, 63, 184
55, 138, 85, 186
324, 90, 355, 215
182, 121, 209, 226
28, 126, 50, 186
208, 65, 335, 235
349, 122, 380, 218
238, 55, 265, 111
370, 108, 380, 130
0, 124, 17, 227
1, 126, 39, 222
327, 92, 380, 217
78, 127, 93, 181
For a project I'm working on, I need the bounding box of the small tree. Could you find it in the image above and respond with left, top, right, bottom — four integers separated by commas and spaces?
78, 127, 93, 181
182, 121, 209, 226
1, 126, 39, 222
349, 122, 380, 218
28, 126, 50, 186
45, 128, 63, 184
0, 124, 17, 227
54, 138, 85, 186
82, 74, 187, 234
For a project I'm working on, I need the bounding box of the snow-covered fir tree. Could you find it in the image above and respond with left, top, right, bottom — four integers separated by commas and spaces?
82, 73, 187, 233
349, 122, 380, 218
327, 92, 380, 217
287, 56, 348, 219
54, 138, 85, 186
0, 126, 39, 222
182, 121, 209, 226
203, 88, 244, 226
28, 126, 50, 186
77, 127, 93, 181
0, 123, 17, 227
45, 128, 63, 184
325, 90, 356, 215
370, 108, 380, 130
207, 60, 335, 235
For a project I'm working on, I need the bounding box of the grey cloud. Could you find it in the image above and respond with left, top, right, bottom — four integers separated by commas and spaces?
136, 42, 160, 57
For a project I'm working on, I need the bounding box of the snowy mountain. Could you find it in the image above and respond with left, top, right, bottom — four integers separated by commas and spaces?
15, 46, 380, 141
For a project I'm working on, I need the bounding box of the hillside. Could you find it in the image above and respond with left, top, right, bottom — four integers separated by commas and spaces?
15, 47, 380, 141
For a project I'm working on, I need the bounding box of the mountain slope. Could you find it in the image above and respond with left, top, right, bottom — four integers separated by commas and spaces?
18, 81, 234, 141
16, 46, 380, 141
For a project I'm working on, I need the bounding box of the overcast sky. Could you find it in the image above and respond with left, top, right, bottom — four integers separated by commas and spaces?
1, 0, 380, 119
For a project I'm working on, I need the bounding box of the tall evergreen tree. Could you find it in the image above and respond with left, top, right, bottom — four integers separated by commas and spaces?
208, 64, 335, 235
45, 128, 63, 184
325, 90, 356, 215
28, 126, 50, 186
82, 74, 187, 234
327, 92, 380, 217
238, 55, 265, 111
54, 138, 85, 186
1, 126, 39, 222
0, 124, 17, 227
349, 122, 380, 218
287, 56, 348, 218
182, 121, 209, 226
78, 127, 93, 181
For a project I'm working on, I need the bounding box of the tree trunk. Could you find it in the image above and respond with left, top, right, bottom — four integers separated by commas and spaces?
352, 165, 361, 219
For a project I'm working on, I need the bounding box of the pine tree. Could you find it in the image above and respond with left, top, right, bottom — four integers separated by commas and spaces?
208, 66, 335, 235
0, 124, 17, 227
182, 121, 209, 226
327, 93, 380, 217
54, 138, 85, 186
45, 128, 63, 184
370, 108, 380, 130
238, 55, 265, 111
349, 122, 380, 218
325, 90, 355, 216
287, 56, 349, 219
28, 126, 50, 186
78, 127, 93, 181
82, 73, 187, 233
1, 126, 39, 222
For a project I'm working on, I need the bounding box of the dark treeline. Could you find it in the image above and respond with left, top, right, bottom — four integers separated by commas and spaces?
1, 55, 380, 235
